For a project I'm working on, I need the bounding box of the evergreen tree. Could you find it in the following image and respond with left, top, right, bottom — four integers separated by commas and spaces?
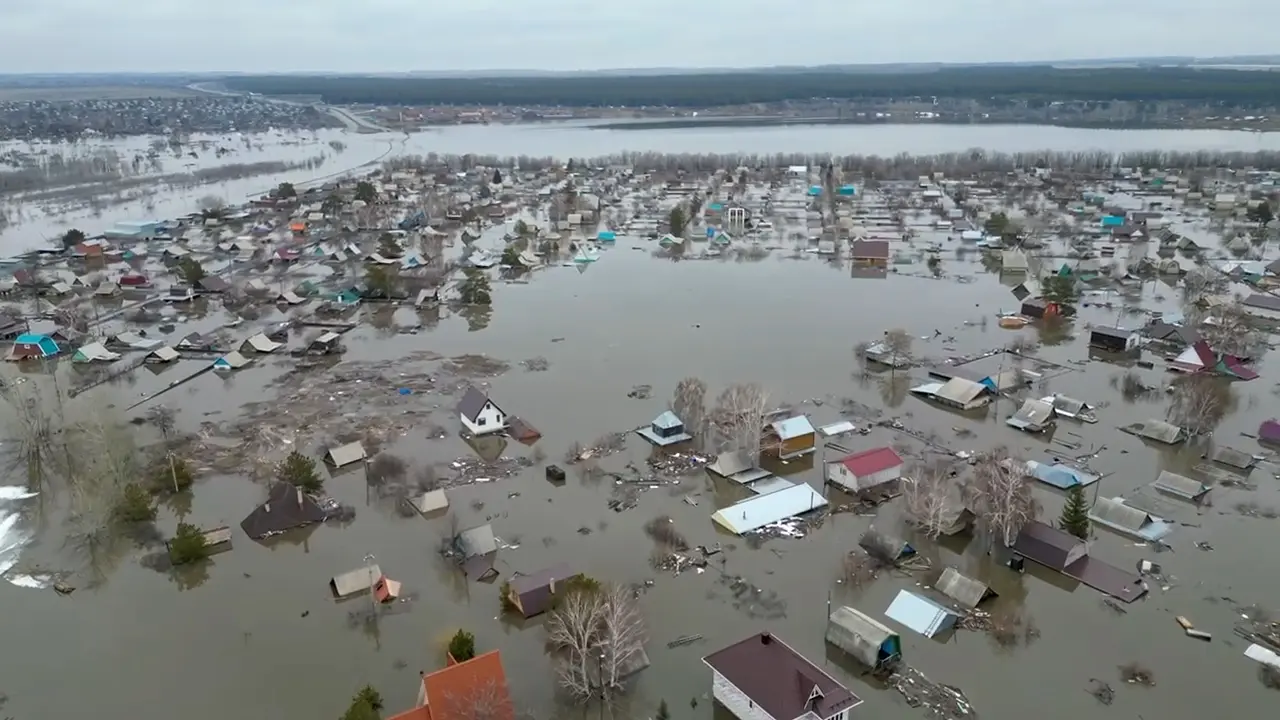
656, 699, 671, 720
1059, 484, 1090, 539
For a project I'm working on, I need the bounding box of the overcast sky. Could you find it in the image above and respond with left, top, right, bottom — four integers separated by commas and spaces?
3, 0, 1276, 74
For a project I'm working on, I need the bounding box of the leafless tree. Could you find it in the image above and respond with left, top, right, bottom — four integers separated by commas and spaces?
709, 383, 770, 459
1180, 268, 1226, 304
669, 377, 707, 436
546, 582, 647, 700
197, 194, 226, 212
1188, 302, 1268, 360
902, 462, 961, 540
1166, 375, 1229, 436
883, 328, 912, 374
443, 678, 515, 720
966, 448, 1039, 548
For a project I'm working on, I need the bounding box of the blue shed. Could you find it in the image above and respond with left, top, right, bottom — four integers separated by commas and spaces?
838, 184, 857, 196
808, 185, 823, 196
597, 230, 616, 242
1101, 215, 1125, 227
11, 333, 59, 360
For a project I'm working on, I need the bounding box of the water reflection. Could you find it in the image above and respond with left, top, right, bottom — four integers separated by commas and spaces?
461, 306, 493, 332
171, 560, 211, 591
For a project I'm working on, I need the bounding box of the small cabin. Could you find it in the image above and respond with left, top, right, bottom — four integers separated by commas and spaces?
1089, 326, 1139, 353
636, 411, 693, 446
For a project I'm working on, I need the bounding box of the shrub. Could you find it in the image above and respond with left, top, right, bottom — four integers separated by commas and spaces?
115, 483, 157, 523
448, 629, 476, 662
168, 522, 210, 565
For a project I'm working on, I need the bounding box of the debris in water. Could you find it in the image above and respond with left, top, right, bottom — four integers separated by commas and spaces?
888, 665, 975, 719
1087, 678, 1115, 705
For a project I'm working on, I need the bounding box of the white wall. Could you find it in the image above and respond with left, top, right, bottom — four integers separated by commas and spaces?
712, 670, 778, 720
826, 463, 899, 492
462, 401, 506, 435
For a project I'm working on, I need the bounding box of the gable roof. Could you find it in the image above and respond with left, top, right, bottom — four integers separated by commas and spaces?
703, 632, 861, 720
850, 239, 890, 259
838, 447, 903, 477
458, 386, 495, 422
240, 482, 328, 539
422, 651, 514, 720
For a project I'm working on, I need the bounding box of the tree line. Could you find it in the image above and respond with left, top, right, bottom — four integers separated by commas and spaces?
223, 67, 1280, 107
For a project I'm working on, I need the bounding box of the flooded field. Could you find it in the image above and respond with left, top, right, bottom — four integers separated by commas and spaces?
5, 122, 1280, 254
1, 127, 1279, 720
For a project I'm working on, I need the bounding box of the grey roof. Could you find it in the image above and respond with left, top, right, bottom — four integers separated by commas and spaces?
1210, 446, 1255, 470
825, 606, 899, 667
1091, 326, 1132, 340
936, 377, 988, 405
332, 564, 381, 598
1123, 419, 1184, 444
652, 410, 683, 430
1242, 293, 1280, 313
1089, 497, 1152, 532
935, 567, 994, 609
508, 563, 577, 618
326, 442, 366, 468
458, 386, 492, 422
456, 523, 498, 576
1151, 470, 1209, 500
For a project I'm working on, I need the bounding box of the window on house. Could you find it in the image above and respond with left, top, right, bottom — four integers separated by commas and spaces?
477, 417, 486, 426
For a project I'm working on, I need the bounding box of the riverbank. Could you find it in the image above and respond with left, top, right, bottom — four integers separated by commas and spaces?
588, 115, 1280, 133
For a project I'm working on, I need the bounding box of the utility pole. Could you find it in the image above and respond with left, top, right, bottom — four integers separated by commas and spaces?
364, 553, 377, 617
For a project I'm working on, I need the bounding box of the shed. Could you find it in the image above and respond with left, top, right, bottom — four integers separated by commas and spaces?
326, 442, 366, 468
636, 410, 693, 446
710, 482, 827, 535
1012, 521, 1088, 571
706, 451, 773, 485
331, 564, 381, 598
1043, 394, 1097, 423
825, 606, 901, 669
884, 590, 960, 638
146, 346, 180, 363
408, 488, 449, 515
1150, 471, 1209, 502
935, 567, 996, 608
826, 446, 904, 492
72, 342, 120, 363
277, 291, 306, 305
505, 563, 579, 618
1089, 326, 1139, 353
167, 525, 232, 560
1088, 497, 1173, 542
240, 482, 328, 539
766, 415, 816, 459
1000, 249, 1029, 273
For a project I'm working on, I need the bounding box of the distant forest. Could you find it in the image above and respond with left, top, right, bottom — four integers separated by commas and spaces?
223, 67, 1280, 107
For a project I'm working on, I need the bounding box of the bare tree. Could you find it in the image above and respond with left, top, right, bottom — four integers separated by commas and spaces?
966, 449, 1039, 548
1166, 375, 1229, 436
709, 383, 770, 459
599, 585, 647, 688
443, 678, 515, 720
197, 194, 226, 213
1188, 302, 1268, 360
546, 582, 647, 700
1180, 268, 1226, 304
902, 462, 961, 540
669, 377, 707, 436
884, 328, 913, 374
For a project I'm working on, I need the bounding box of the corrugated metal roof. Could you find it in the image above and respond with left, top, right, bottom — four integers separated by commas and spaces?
327, 442, 366, 468
825, 606, 898, 667
772, 415, 815, 440
332, 564, 381, 597
935, 377, 987, 404
1151, 471, 1208, 500
711, 482, 826, 535
652, 411, 683, 430
1089, 497, 1174, 541
884, 590, 959, 638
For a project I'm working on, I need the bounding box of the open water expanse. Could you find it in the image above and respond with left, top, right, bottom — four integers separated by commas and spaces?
0, 122, 1278, 720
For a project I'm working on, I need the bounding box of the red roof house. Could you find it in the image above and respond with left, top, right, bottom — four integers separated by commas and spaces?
388, 650, 513, 720
826, 447, 904, 493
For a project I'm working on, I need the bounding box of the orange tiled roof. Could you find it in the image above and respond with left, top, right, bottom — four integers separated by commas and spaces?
423, 650, 514, 720
387, 706, 432, 720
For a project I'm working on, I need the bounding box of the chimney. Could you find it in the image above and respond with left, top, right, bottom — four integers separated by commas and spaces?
761, 633, 772, 644
296, 488, 304, 506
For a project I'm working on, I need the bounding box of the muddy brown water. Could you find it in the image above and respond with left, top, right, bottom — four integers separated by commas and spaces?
2, 231, 1280, 718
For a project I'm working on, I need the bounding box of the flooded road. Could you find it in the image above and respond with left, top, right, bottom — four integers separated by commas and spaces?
1, 227, 1278, 720
5, 121, 1280, 254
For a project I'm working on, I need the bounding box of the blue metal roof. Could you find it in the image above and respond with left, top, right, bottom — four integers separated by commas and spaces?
884, 590, 959, 638
711, 482, 827, 534
1026, 460, 1098, 489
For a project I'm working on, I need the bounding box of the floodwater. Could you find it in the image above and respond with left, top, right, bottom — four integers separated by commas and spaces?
1, 127, 1279, 720
5, 121, 1280, 253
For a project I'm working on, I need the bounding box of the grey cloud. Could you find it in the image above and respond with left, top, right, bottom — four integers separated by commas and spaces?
0, 0, 1274, 73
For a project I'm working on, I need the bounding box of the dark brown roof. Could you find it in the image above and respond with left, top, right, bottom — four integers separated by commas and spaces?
703, 632, 861, 720
509, 563, 577, 617
1012, 521, 1083, 570
850, 240, 889, 259
240, 482, 328, 539
458, 386, 492, 422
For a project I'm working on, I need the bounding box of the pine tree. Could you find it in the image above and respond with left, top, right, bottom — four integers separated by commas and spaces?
1059, 484, 1090, 539
656, 699, 670, 720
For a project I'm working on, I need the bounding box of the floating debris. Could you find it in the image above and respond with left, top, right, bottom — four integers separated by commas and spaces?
888, 665, 975, 719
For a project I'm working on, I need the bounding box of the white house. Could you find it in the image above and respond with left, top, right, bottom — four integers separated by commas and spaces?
458, 386, 506, 435
825, 447, 904, 493
703, 632, 862, 720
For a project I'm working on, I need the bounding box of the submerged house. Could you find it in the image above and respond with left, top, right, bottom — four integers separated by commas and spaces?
458, 386, 507, 436
388, 650, 514, 720
7, 333, 60, 361
707, 451, 774, 486
636, 410, 694, 447
884, 590, 960, 639
326, 442, 366, 469
504, 563, 578, 618
1089, 326, 1139, 353
1006, 398, 1055, 433
450, 523, 499, 578
212, 351, 251, 371
1151, 470, 1210, 502
911, 377, 991, 410
704, 632, 863, 720
1012, 521, 1088, 571
240, 482, 328, 539
1088, 497, 1174, 542
1121, 418, 1185, 445
765, 415, 816, 459
862, 342, 910, 369
1041, 394, 1097, 423
850, 240, 890, 266
825, 447, 904, 493
934, 568, 996, 609
710, 482, 827, 535
825, 606, 901, 671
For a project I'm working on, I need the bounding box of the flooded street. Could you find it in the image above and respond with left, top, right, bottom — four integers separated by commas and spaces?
0, 123, 1279, 720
